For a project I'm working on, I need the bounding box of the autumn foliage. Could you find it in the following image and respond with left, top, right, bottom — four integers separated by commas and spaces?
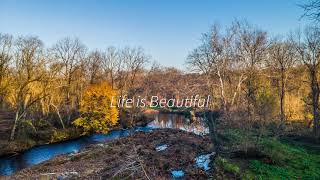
73, 82, 119, 134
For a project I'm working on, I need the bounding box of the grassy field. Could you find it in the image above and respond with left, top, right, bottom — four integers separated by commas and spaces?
217, 128, 320, 179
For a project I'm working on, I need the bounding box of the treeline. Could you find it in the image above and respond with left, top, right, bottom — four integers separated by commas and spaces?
1, 20, 320, 141
187, 20, 320, 138
0, 34, 211, 141
0, 36, 153, 140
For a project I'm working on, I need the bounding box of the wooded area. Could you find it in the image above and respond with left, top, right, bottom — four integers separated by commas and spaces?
1, 0, 320, 179
0, 19, 320, 142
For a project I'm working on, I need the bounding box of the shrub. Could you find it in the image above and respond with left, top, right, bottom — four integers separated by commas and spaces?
73, 82, 119, 134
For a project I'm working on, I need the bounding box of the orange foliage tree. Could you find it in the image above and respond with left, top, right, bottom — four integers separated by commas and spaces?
73, 82, 119, 134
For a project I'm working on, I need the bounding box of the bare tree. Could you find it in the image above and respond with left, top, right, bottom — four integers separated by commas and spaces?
267, 38, 296, 129
0, 34, 13, 108
121, 47, 150, 97
118, 47, 149, 127
87, 50, 103, 84
51, 38, 86, 123
187, 24, 225, 110
102, 46, 120, 89
300, 0, 320, 23
187, 23, 248, 111
8, 36, 46, 140
294, 26, 320, 137
234, 21, 268, 122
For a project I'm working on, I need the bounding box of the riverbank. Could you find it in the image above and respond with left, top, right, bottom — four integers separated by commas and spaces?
0, 108, 195, 158
0, 128, 83, 158
0, 109, 159, 157
2, 125, 320, 179
7, 129, 213, 179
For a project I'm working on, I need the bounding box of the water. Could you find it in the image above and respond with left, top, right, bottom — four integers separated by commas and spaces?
155, 144, 168, 152
195, 152, 215, 171
0, 129, 136, 176
0, 113, 207, 176
148, 113, 209, 135
171, 170, 185, 178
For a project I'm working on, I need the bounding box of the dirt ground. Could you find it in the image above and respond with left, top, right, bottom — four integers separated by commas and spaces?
6, 129, 213, 180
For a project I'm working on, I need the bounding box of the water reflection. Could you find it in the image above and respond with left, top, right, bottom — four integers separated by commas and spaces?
0, 113, 207, 176
147, 113, 208, 135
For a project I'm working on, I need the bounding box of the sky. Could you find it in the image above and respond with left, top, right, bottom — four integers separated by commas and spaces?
0, 0, 310, 69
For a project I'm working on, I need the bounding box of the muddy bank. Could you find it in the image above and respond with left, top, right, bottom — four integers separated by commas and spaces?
0, 128, 83, 158
0, 110, 157, 158
7, 129, 213, 179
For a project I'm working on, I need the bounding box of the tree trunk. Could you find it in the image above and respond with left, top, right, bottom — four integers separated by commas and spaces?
10, 110, 20, 141
206, 111, 220, 155
51, 103, 65, 129
280, 70, 286, 129
311, 71, 320, 137
231, 74, 245, 107
217, 70, 227, 111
